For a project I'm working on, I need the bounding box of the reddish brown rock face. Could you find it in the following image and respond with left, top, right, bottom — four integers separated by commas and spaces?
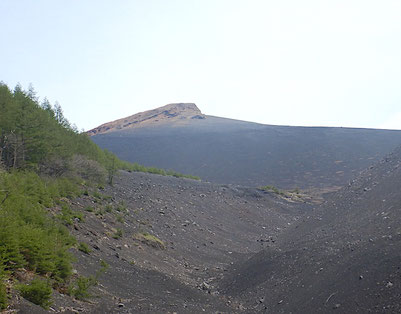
87, 103, 205, 136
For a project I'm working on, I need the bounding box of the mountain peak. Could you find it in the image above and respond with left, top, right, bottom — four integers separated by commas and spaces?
87, 103, 205, 136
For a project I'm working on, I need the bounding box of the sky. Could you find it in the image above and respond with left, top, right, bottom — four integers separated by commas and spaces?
1, 0, 401, 131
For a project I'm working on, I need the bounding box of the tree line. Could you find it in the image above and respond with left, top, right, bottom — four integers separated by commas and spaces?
0, 82, 113, 175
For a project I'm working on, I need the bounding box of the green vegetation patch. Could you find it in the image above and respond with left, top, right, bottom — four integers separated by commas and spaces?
260, 184, 314, 203
68, 260, 109, 300
0, 281, 6, 310
78, 242, 92, 254
0, 266, 7, 310
122, 163, 201, 180
58, 203, 85, 225
259, 185, 284, 195
115, 200, 127, 212
112, 228, 124, 240
133, 232, 165, 249
115, 214, 124, 223
68, 275, 96, 300
17, 278, 53, 309
85, 205, 94, 212
0, 172, 75, 281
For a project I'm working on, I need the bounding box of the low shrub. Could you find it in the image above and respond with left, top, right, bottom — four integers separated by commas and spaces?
118, 161, 200, 180
115, 214, 124, 223
68, 276, 95, 300
112, 228, 123, 239
0, 265, 7, 310
105, 204, 113, 213
133, 232, 165, 249
17, 279, 52, 309
115, 201, 127, 212
58, 204, 84, 225
92, 190, 102, 199
85, 206, 94, 212
0, 280, 6, 310
0, 262, 6, 310
78, 242, 92, 254
260, 185, 284, 195
68, 260, 108, 300
69, 154, 107, 184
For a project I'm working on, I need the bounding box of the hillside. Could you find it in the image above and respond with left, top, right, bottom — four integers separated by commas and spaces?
0, 84, 201, 312
219, 145, 401, 313
3, 86, 401, 313
89, 104, 401, 189
10, 145, 401, 313
8, 171, 309, 313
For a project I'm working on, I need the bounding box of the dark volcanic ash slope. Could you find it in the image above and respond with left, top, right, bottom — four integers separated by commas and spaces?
219, 146, 401, 313
20, 171, 306, 313
89, 103, 401, 189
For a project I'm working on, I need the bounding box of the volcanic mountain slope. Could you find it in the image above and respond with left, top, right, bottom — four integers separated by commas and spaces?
9, 171, 308, 313
219, 146, 401, 313
10, 148, 401, 313
89, 103, 401, 189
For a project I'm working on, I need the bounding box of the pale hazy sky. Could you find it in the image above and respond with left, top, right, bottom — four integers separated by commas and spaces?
1, 0, 401, 131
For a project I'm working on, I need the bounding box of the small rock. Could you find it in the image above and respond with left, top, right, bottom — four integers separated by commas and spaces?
386, 282, 393, 288
202, 282, 211, 291
118, 303, 124, 308
333, 304, 341, 309
359, 275, 364, 280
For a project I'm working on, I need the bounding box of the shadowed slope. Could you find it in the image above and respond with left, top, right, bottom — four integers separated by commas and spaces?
219, 146, 401, 313
20, 171, 306, 313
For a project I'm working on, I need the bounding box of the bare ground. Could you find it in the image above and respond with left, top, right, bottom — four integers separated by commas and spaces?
9, 147, 401, 313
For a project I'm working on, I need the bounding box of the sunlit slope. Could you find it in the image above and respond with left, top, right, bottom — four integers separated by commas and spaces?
91, 106, 401, 188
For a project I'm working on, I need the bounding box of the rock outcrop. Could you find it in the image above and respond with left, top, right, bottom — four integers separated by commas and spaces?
87, 103, 205, 136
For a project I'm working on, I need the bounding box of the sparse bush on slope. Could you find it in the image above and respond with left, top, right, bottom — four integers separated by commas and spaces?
67, 260, 109, 300
259, 185, 283, 195
116, 159, 200, 180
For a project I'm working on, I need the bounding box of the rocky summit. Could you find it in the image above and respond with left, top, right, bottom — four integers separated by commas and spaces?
87, 103, 205, 136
